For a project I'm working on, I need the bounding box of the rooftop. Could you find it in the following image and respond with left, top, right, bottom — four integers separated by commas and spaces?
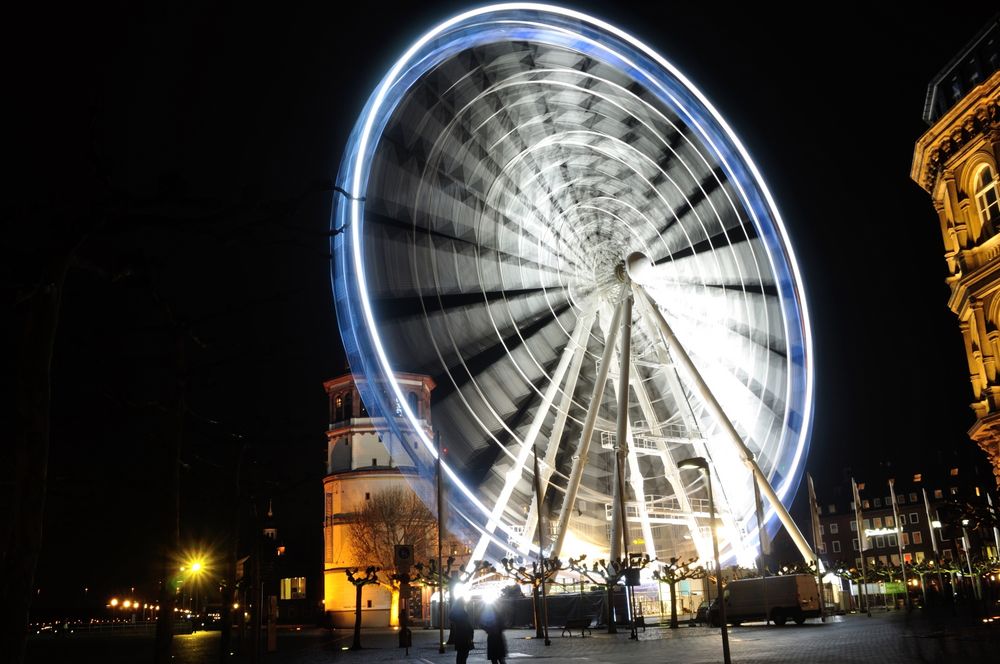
923, 14, 1000, 124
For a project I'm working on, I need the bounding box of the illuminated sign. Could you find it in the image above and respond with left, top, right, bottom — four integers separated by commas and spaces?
864, 527, 898, 537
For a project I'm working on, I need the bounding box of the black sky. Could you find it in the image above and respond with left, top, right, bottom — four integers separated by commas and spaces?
20, 2, 999, 609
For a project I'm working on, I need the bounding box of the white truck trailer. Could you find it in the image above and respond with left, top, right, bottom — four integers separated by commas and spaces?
709, 574, 821, 626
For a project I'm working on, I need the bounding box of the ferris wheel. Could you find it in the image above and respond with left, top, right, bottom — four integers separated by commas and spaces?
332, 4, 816, 567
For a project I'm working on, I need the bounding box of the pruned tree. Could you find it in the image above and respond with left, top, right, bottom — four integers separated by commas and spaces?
345, 567, 379, 650
568, 554, 650, 633
413, 557, 493, 598
652, 557, 705, 628
774, 560, 819, 577
495, 557, 564, 637
347, 487, 437, 625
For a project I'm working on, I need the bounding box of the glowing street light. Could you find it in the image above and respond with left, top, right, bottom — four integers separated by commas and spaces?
182, 557, 208, 616
678, 457, 731, 664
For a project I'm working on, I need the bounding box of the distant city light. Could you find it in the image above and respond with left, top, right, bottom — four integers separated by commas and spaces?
864, 527, 898, 537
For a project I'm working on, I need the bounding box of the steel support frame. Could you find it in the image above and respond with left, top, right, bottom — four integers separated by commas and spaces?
631, 281, 816, 565
552, 289, 627, 559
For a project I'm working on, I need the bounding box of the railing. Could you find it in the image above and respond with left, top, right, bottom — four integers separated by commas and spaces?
604, 496, 711, 521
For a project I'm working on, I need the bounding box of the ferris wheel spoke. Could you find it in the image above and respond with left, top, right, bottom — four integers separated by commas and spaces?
430, 299, 573, 406
373, 286, 567, 322
366, 207, 567, 281
469, 305, 597, 563
653, 220, 758, 266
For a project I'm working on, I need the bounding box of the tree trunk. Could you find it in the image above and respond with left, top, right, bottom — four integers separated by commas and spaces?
389, 587, 400, 627
669, 580, 678, 628
606, 584, 617, 633
352, 584, 363, 649
532, 584, 543, 638
2, 259, 68, 664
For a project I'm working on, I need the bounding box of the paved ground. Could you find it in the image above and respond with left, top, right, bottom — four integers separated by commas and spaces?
25, 608, 1000, 663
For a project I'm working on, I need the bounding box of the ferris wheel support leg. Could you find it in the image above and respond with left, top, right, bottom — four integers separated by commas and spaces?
627, 362, 690, 560
609, 292, 633, 563
468, 307, 597, 567
631, 282, 817, 565
552, 290, 627, 560
523, 309, 596, 547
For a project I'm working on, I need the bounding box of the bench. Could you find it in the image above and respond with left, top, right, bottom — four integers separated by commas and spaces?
561, 616, 593, 637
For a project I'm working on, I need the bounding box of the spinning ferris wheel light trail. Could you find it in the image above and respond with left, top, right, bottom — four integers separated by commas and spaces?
332, 3, 816, 569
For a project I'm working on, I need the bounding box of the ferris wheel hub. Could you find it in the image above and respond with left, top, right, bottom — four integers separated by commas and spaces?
614, 260, 627, 283
625, 252, 655, 286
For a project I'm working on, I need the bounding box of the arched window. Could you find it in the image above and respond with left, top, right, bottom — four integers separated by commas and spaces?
407, 392, 419, 417
359, 393, 368, 417
343, 392, 353, 420
975, 165, 1000, 230
334, 394, 344, 422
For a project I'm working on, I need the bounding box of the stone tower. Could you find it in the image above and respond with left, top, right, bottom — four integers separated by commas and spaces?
321, 371, 435, 627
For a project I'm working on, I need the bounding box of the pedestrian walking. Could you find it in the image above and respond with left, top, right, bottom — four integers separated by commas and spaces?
481, 603, 507, 664
450, 599, 475, 664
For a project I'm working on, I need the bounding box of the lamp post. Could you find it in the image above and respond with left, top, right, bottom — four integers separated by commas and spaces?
960, 519, 981, 600
678, 457, 730, 664
182, 559, 206, 617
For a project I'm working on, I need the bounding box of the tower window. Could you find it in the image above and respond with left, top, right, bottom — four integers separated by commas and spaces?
408, 392, 419, 417
975, 165, 1000, 230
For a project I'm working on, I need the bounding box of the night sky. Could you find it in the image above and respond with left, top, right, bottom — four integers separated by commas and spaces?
20, 3, 999, 610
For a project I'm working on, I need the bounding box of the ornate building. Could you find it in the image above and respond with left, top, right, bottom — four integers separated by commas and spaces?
912, 17, 1000, 487
322, 372, 436, 627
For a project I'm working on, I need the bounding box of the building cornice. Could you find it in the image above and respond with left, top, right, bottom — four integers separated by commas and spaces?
323, 466, 424, 482
323, 371, 436, 394
912, 69, 1000, 193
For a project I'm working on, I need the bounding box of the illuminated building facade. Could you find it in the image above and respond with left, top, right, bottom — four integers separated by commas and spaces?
815, 458, 999, 573
322, 372, 436, 627
912, 18, 1000, 487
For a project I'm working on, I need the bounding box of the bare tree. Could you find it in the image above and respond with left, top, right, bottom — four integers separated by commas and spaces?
345, 567, 380, 650
496, 557, 564, 638
568, 554, 650, 633
652, 557, 706, 628
347, 487, 437, 625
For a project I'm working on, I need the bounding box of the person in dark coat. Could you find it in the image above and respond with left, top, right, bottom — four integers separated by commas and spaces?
480, 603, 507, 664
449, 599, 475, 664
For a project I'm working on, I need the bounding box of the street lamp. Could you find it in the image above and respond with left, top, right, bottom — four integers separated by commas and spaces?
678, 457, 731, 664
181, 558, 207, 616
